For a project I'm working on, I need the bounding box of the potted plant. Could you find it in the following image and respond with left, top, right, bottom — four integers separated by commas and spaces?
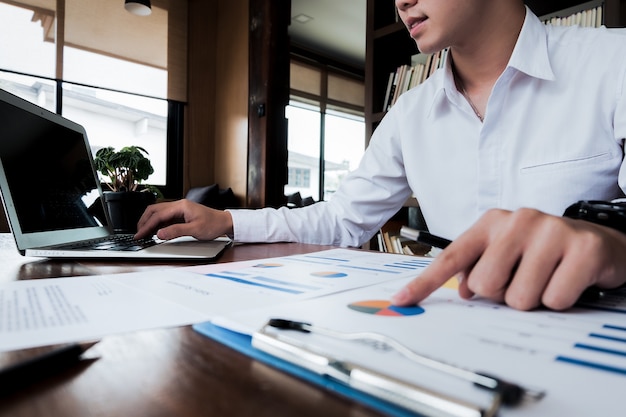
94, 146, 162, 233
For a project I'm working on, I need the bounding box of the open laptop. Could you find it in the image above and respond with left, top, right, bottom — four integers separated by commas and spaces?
0, 88, 231, 260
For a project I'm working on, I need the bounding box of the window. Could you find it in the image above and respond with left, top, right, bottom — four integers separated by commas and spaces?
286, 102, 321, 200
61, 85, 169, 185
323, 110, 365, 198
0, 2, 56, 79
288, 59, 366, 202
288, 168, 311, 188
0, 72, 56, 113
0, 0, 187, 197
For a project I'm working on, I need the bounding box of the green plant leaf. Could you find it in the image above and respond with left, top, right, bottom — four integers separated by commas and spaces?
93, 145, 156, 192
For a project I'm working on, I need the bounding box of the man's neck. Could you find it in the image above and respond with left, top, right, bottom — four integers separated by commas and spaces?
447, 1, 526, 120
450, 2, 526, 92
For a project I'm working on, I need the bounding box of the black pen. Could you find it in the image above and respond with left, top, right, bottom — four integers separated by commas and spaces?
400, 226, 452, 249
0, 341, 99, 394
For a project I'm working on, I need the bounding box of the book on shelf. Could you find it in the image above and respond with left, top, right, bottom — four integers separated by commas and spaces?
375, 229, 431, 256
382, 49, 448, 111
542, 4, 603, 28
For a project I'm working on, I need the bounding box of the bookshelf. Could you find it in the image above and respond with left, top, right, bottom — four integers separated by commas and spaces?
364, 0, 415, 141
364, 0, 625, 252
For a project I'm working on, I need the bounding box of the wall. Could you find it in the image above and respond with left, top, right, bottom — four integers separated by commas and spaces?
185, 0, 217, 193
185, 0, 249, 203
214, 0, 249, 200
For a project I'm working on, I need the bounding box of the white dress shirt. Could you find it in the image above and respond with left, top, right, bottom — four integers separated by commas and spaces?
229, 8, 626, 247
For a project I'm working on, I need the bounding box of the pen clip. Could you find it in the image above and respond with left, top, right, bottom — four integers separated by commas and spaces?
266, 318, 544, 404
254, 321, 506, 417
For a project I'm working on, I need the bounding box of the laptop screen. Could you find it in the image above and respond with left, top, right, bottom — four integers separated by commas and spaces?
0, 89, 111, 250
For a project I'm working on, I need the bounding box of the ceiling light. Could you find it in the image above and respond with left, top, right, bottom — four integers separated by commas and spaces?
124, 0, 152, 16
293, 14, 313, 24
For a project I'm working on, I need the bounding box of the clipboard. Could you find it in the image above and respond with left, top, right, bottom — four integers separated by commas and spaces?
193, 321, 419, 417
194, 275, 626, 417
193, 320, 539, 417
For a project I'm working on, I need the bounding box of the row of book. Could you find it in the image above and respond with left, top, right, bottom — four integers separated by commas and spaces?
382, 49, 448, 112
374, 229, 431, 256
542, 5, 603, 28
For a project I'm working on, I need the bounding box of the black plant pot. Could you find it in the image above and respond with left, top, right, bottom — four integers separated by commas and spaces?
104, 191, 156, 234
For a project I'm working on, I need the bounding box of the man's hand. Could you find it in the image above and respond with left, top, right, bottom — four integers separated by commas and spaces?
392, 208, 626, 311
134, 199, 234, 241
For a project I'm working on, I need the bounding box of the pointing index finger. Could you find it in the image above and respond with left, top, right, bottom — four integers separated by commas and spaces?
391, 235, 485, 306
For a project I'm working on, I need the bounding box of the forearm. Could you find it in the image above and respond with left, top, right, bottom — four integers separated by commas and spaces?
228, 198, 398, 247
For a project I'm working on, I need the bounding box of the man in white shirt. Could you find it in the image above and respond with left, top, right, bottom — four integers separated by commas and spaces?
135, 0, 626, 311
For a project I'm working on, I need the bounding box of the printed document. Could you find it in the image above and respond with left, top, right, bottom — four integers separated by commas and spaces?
211, 278, 626, 417
0, 249, 431, 351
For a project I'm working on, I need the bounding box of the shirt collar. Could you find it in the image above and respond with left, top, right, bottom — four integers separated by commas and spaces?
430, 6, 555, 118
508, 6, 555, 81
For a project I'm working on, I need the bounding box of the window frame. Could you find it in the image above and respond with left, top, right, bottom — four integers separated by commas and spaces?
289, 54, 365, 201
0, 0, 184, 198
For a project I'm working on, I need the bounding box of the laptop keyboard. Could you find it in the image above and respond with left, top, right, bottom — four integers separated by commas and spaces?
59, 234, 159, 252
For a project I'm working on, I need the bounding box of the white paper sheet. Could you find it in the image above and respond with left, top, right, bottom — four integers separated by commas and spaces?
0, 249, 432, 351
0, 274, 208, 351
212, 278, 626, 417
108, 248, 432, 317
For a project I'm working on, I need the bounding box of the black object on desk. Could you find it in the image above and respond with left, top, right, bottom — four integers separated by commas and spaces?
0, 341, 98, 395
400, 226, 452, 249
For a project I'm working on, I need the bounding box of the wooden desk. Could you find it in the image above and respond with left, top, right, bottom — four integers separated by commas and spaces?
0, 234, 384, 417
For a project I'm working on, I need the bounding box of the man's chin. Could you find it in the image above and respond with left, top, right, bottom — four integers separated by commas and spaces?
413, 36, 443, 55
415, 43, 444, 56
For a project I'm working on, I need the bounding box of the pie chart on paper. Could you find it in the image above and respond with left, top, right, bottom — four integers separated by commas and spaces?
347, 300, 425, 316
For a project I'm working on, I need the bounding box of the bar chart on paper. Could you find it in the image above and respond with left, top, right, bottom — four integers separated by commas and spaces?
310, 271, 348, 278
188, 249, 433, 298
422, 290, 626, 382
555, 322, 626, 376
101, 249, 434, 326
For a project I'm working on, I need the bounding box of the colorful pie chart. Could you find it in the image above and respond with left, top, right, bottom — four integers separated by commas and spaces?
348, 300, 425, 316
